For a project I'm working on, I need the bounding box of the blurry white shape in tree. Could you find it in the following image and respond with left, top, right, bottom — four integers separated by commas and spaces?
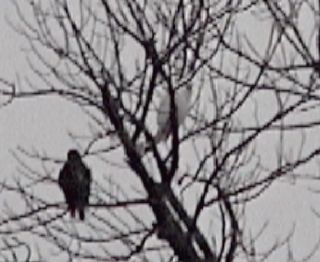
154, 84, 192, 143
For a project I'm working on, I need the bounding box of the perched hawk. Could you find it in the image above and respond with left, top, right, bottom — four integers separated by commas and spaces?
59, 149, 91, 220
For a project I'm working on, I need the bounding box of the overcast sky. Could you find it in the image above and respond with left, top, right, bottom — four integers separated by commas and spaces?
1, 1, 320, 261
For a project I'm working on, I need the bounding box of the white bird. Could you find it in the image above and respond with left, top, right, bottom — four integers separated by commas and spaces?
154, 83, 192, 143
136, 84, 193, 155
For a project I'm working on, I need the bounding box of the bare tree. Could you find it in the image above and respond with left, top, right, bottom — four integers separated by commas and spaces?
1, 0, 320, 261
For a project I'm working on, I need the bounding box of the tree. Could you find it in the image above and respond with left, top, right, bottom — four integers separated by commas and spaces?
1, 0, 320, 261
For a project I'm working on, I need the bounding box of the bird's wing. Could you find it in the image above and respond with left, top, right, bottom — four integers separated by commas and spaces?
158, 89, 190, 126
84, 168, 91, 192
157, 92, 170, 129
175, 89, 191, 125
58, 164, 69, 190
81, 166, 91, 203
58, 163, 78, 206
85, 167, 92, 182
154, 92, 171, 143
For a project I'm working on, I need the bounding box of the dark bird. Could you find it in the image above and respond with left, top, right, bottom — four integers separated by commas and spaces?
59, 149, 91, 220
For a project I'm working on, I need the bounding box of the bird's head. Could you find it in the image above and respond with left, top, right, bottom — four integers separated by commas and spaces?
67, 149, 81, 162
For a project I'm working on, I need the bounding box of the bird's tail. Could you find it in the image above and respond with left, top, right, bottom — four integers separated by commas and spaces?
136, 142, 147, 155
154, 125, 170, 144
78, 208, 85, 221
69, 206, 76, 218
137, 128, 170, 155
154, 129, 166, 144
77, 196, 87, 220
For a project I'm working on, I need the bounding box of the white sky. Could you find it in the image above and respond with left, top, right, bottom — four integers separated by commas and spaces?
1, 1, 320, 261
